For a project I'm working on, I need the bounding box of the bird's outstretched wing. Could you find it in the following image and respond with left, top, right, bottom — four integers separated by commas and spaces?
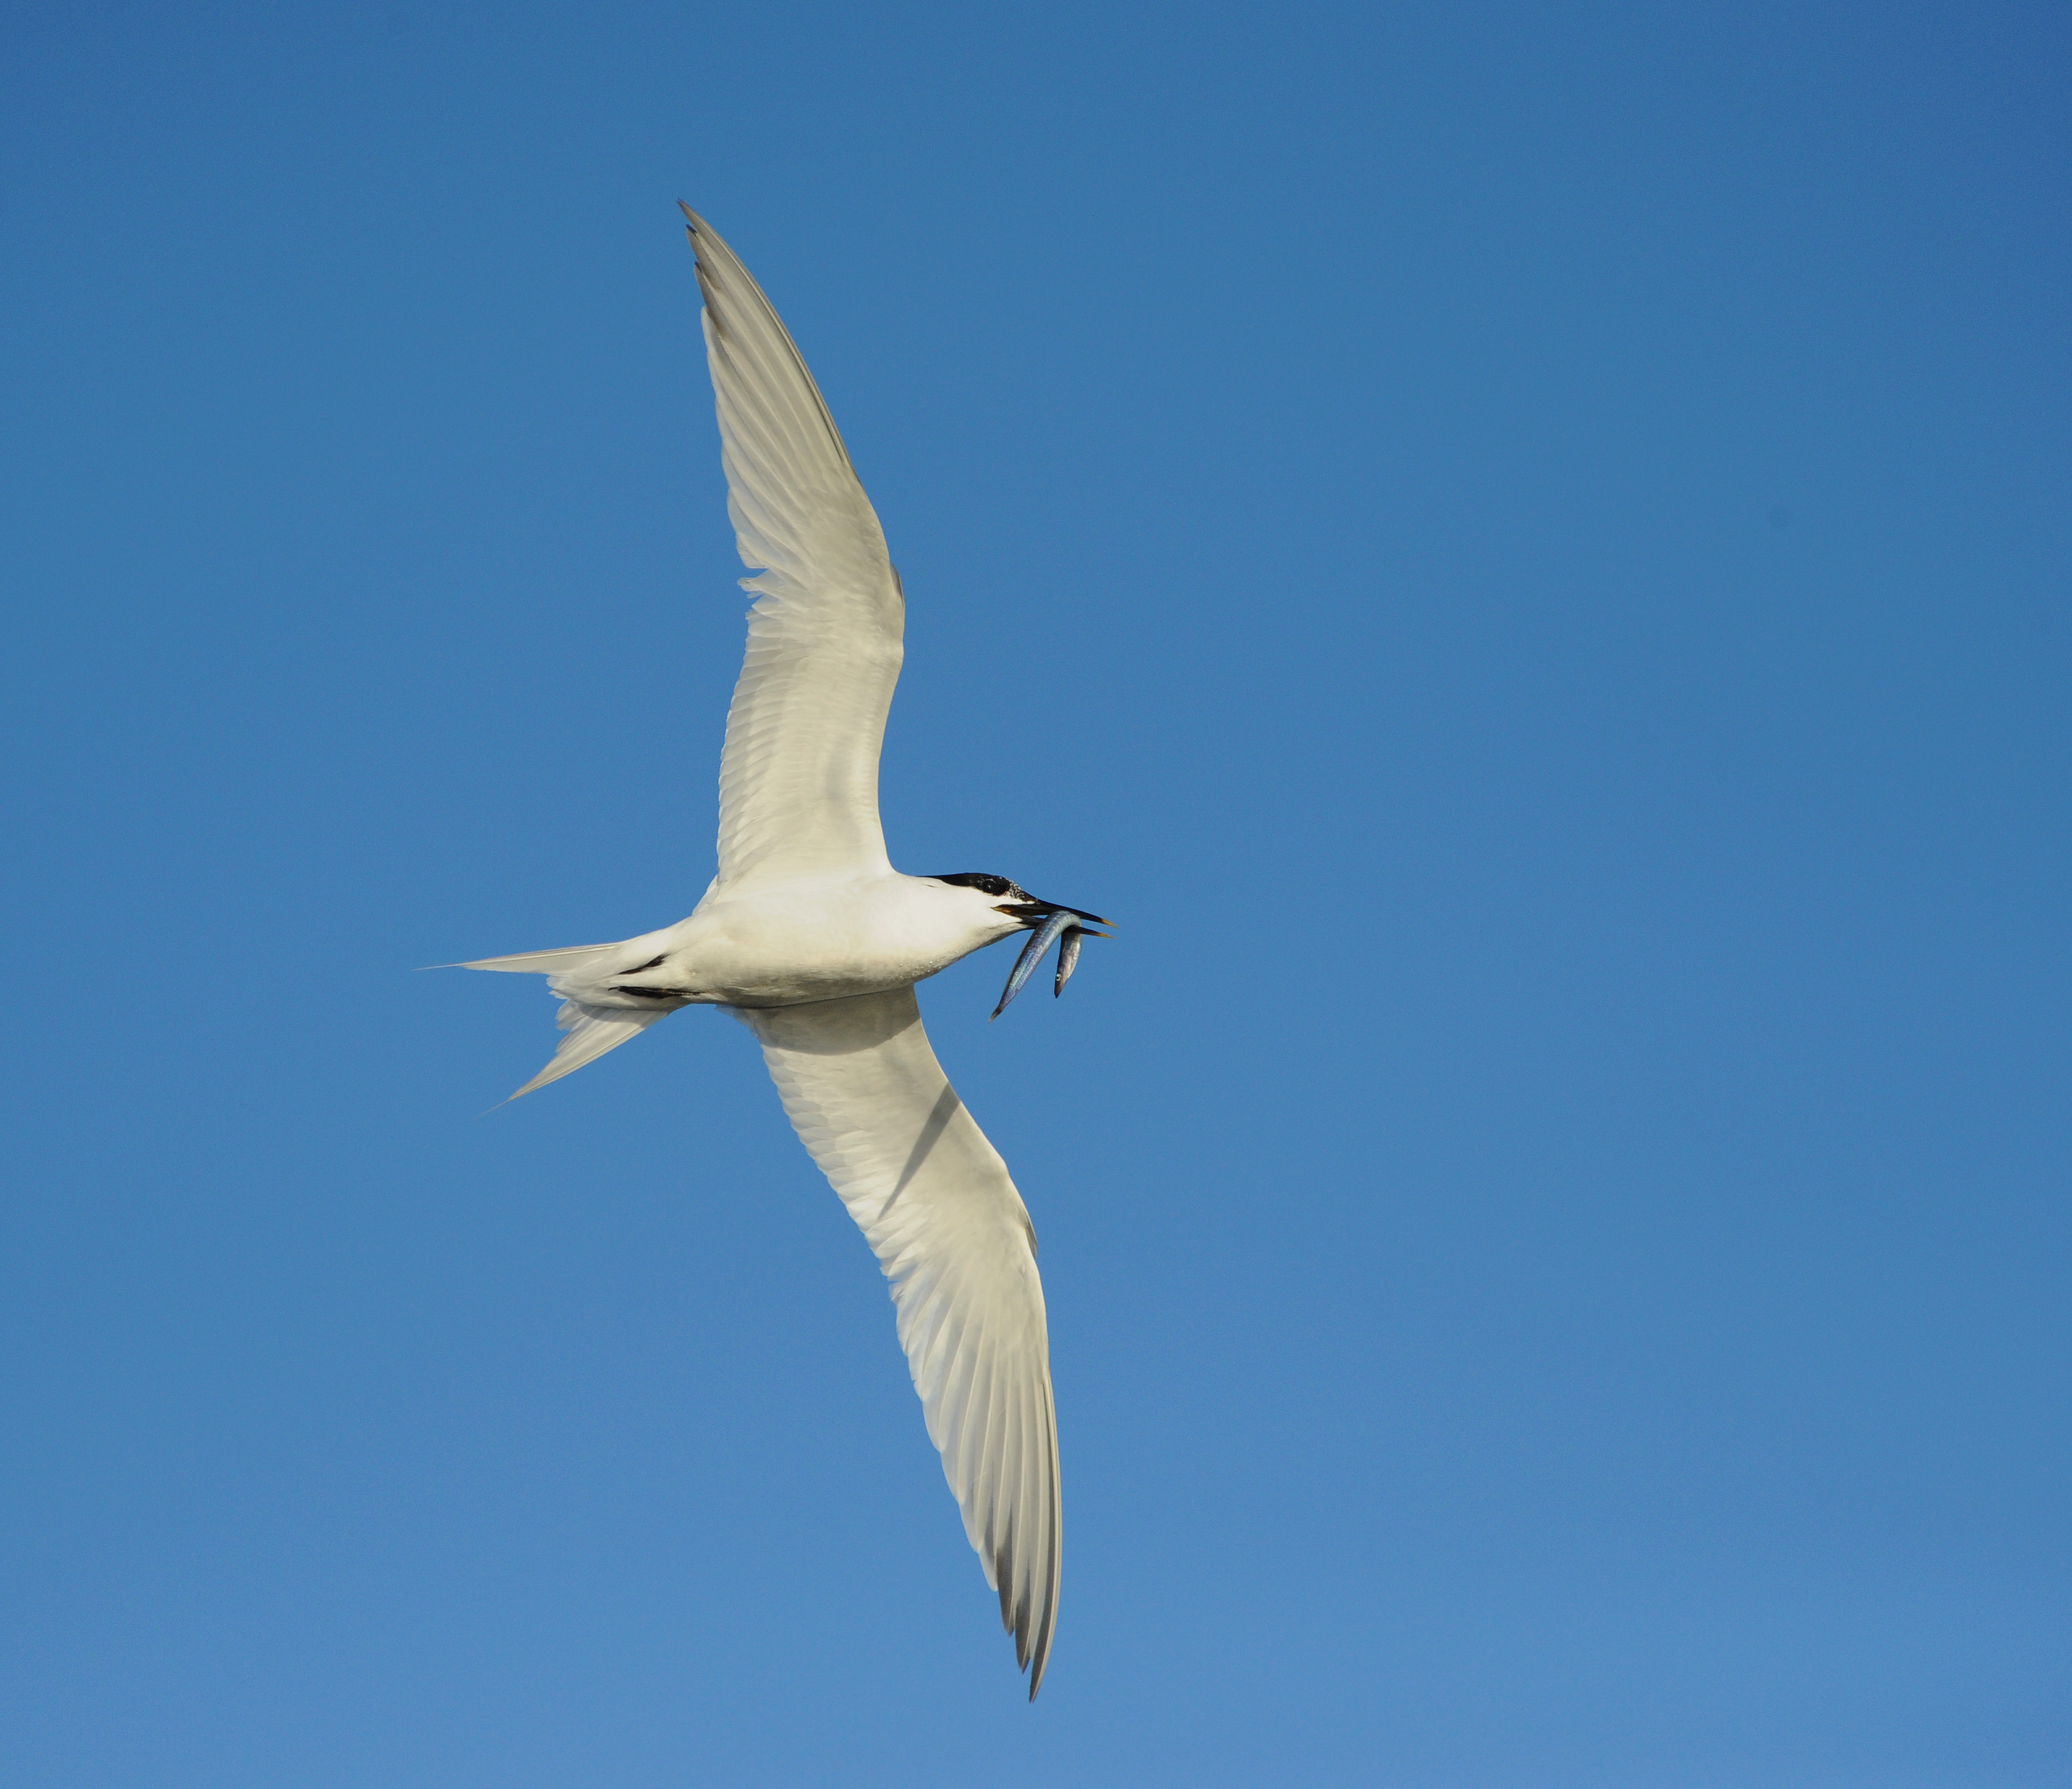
683, 207, 903, 893
736, 987, 1062, 1697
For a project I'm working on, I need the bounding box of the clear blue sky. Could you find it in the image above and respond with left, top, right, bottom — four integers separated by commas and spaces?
3, 3, 2067, 1783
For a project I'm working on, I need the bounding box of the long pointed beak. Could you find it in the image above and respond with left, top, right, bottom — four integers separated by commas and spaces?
993, 898, 1112, 934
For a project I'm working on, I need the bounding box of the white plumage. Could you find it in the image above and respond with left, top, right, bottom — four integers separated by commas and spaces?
697, 213, 901, 891
460, 207, 1103, 1696
742, 989, 1060, 1682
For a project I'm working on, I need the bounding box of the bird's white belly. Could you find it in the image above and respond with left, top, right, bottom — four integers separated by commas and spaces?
636, 877, 999, 1008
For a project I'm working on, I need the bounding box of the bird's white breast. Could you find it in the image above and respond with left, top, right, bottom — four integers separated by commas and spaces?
627, 874, 1012, 1008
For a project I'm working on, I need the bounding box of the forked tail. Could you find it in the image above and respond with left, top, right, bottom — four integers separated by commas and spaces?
461, 941, 672, 1100
462, 943, 621, 976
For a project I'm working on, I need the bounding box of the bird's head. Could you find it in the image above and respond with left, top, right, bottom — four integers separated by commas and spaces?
925, 873, 1112, 1018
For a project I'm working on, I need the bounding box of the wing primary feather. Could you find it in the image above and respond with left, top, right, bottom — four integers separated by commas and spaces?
1006, 1384, 1031, 1657
682, 203, 856, 473
1027, 1380, 1062, 1697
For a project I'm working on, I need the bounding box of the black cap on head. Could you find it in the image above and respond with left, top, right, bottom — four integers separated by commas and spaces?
931, 873, 1022, 898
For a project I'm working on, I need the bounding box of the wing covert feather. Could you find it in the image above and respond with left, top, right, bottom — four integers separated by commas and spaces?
736, 988, 1062, 1697
683, 207, 903, 891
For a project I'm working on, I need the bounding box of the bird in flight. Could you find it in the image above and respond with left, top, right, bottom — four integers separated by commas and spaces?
460, 206, 1106, 1697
